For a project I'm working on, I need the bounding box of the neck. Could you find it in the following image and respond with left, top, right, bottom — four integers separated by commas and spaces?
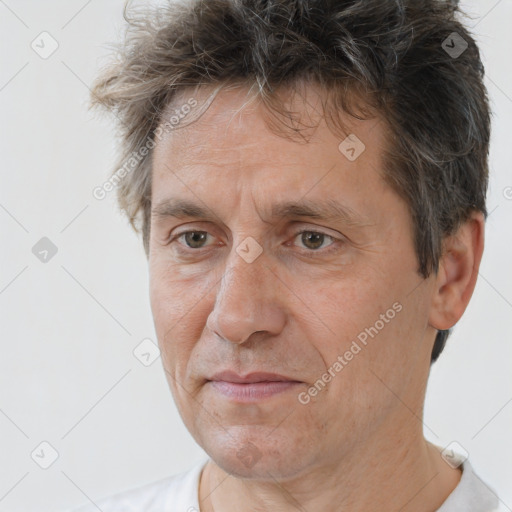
198, 417, 461, 512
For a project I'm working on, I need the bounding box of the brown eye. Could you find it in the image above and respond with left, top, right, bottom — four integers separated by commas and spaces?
294, 231, 335, 251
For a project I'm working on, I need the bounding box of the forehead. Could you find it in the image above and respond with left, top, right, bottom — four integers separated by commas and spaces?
151, 84, 393, 220
156, 84, 386, 163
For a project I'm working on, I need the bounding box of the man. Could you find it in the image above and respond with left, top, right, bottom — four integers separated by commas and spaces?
75, 0, 500, 510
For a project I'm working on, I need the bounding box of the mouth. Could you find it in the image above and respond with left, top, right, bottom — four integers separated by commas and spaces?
207, 371, 303, 402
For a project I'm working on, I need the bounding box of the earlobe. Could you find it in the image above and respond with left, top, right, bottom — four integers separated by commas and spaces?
428, 211, 485, 331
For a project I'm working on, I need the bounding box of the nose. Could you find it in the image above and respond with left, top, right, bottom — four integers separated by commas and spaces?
205, 243, 287, 345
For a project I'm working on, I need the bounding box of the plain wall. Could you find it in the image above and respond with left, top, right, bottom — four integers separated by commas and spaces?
0, 1, 511, 510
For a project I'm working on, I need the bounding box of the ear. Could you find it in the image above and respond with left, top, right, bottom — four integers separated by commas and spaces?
428, 211, 485, 330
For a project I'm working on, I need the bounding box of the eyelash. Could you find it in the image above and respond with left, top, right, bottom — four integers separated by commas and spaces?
169, 228, 343, 256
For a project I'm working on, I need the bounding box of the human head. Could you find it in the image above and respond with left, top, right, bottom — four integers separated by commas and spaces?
89, 0, 491, 488
91, 0, 490, 364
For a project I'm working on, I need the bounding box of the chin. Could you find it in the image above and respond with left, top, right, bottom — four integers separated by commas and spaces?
200, 425, 312, 480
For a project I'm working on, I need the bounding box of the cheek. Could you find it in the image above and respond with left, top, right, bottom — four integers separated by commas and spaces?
306, 273, 388, 347
149, 259, 215, 372
150, 257, 207, 324
300, 269, 417, 388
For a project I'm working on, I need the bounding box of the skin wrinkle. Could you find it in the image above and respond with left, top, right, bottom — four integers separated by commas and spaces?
146, 84, 484, 511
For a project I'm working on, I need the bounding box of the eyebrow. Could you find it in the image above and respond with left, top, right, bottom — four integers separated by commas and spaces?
151, 197, 374, 228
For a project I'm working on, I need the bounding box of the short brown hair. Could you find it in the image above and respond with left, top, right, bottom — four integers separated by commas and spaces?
91, 0, 491, 363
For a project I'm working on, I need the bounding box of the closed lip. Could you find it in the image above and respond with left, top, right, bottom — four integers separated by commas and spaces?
208, 370, 301, 384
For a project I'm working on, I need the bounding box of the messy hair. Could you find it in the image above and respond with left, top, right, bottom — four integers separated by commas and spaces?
90, 0, 491, 363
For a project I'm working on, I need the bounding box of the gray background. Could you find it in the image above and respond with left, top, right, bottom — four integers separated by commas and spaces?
0, 1, 511, 510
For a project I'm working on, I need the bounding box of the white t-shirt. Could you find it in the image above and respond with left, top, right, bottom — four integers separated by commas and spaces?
71, 457, 501, 512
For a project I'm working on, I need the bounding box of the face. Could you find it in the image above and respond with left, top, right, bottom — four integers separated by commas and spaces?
149, 85, 437, 480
